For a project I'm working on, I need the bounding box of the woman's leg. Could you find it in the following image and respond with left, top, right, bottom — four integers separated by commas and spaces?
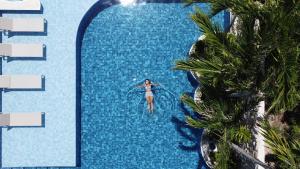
149, 96, 154, 112
146, 96, 151, 112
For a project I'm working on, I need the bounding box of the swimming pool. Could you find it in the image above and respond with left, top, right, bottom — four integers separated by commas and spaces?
78, 2, 227, 169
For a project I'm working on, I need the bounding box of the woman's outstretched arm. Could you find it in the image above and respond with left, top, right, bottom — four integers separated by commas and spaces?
136, 84, 144, 88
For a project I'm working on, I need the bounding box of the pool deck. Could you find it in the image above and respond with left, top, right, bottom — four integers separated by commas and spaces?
0, 0, 97, 167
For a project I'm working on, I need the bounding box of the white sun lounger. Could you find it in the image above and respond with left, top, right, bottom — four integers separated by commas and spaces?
0, 17, 45, 33
0, 75, 43, 89
0, 112, 43, 126
0, 43, 44, 58
0, 0, 41, 11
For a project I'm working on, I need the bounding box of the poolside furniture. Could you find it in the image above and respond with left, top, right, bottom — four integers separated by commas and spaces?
0, 112, 43, 126
0, 0, 41, 11
0, 75, 43, 89
0, 43, 44, 58
0, 17, 45, 33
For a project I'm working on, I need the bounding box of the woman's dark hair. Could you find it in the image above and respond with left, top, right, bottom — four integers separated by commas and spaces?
145, 79, 151, 84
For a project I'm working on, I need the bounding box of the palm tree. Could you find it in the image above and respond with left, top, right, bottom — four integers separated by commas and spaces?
180, 89, 256, 168
256, 0, 300, 113
175, 0, 300, 168
179, 0, 300, 114
175, 5, 262, 168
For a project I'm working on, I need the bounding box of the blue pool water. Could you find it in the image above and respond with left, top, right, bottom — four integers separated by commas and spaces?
80, 3, 225, 169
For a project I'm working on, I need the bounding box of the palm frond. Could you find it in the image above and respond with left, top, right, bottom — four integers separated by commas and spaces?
175, 59, 222, 74
186, 116, 223, 132
191, 7, 219, 34
260, 122, 298, 169
265, 44, 300, 113
181, 94, 212, 118
215, 130, 231, 169
229, 125, 252, 144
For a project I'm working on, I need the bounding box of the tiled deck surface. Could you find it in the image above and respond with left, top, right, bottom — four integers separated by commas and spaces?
1, 0, 97, 167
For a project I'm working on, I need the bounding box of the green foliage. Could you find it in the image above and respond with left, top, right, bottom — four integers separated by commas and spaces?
264, 45, 300, 113
254, 0, 300, 113
179, 0, 300, 114
215, 130, 231, 169
260, 121, 300, 169
229, 126, 252, 144
182, 93, 228, 134
182, 90, 250, 133
290, 124, 300, 140
176, 0, 300, 168
177, 7, 260, 92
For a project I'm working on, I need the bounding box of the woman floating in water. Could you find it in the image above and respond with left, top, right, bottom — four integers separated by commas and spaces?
136, 79, 159, 112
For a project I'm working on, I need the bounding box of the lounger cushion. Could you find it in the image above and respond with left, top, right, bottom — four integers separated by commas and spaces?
0, 0, 41, 11
9, 75, 42, 89
12, 18, 44, 32
0, 75, 42, 89
0, 44, 11, 56
0, 112, 42, 126
11, 44, 44, 57
0, 75, 11, 88
0, 114, 10, 126
9, 112, 42, 126
0, 17, 13, 30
